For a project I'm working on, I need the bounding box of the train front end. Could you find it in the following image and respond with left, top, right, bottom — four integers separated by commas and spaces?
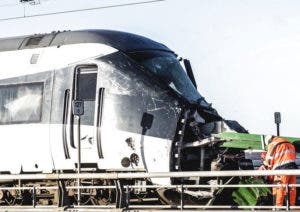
92, 32, 224, 185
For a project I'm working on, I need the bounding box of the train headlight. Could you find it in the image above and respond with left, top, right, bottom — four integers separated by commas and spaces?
121, 157, 131, 168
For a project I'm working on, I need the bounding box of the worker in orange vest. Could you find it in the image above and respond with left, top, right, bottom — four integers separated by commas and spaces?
264, 135, 297, 206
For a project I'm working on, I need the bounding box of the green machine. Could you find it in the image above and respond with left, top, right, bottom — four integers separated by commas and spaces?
209, 132, 300, 206
215, 132, 300, 150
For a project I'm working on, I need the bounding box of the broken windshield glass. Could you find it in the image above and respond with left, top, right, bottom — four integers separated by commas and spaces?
97, 52, 181, 139
128, 51, 205, 104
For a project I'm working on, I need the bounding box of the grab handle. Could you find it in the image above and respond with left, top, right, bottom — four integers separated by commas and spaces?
96, 87, 105, 158
62, 89, 71, 159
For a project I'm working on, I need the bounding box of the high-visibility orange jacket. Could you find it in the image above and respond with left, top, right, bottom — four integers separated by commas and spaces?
266, 137, 296, 170
265, 137, 297, 206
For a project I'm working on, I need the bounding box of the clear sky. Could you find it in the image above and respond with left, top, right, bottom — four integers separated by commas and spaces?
0, 0, 300, 136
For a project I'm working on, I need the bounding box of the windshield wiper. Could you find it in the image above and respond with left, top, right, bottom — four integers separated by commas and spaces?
183, 59, 197, 89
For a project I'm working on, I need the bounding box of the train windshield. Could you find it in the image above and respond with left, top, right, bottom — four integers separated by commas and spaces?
129, 51, 202, 103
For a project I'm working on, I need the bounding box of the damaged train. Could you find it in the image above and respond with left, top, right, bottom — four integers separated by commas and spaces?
0, 30, 250, 205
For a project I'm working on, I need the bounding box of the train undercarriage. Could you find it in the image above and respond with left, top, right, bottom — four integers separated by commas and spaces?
0, 178, 234, 207
0, 148, 249, 208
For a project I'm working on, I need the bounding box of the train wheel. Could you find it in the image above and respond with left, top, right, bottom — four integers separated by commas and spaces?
4, 189, 31, 206
4, 190, 16, 206
93, 180, 116, 205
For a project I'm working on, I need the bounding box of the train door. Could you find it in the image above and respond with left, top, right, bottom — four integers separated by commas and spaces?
72, 65, 99, 164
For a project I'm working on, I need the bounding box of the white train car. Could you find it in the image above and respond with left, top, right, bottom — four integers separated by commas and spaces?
0, 30, 241, 205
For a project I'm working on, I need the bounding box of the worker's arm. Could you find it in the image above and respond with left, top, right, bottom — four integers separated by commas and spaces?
264, 144, 274, 168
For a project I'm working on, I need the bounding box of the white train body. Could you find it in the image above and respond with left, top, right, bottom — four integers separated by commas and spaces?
0, 30, 255, 206
0, 43, 116, 174
1, 30, 220, 187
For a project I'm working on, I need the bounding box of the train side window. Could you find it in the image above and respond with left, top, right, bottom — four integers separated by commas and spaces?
76, 72, 97, 101
0, 82, 43, 124
75, 67, 97, 126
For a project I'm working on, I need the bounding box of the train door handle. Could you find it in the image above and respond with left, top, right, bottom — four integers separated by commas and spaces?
96, 87, 105, 158
62, 89, 71, 159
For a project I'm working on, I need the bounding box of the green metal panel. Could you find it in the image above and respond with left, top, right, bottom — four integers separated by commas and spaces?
213, 132, 300, 150
232, 178, 270, 206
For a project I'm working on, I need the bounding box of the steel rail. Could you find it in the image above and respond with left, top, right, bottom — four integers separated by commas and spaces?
0, 170, 298, 210
0, 185, 116, 190
126, 205, 300, 210
0, 169, 298, 180
0, 205, 117, 209
127, 183, 300, 188
3, 205, 300, 210
0, 183, 297, 191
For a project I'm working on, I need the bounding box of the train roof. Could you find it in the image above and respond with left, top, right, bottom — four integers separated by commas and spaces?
0, 29, 172, 53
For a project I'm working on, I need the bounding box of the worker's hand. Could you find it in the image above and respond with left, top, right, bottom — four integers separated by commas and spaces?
263, 160, 269, 167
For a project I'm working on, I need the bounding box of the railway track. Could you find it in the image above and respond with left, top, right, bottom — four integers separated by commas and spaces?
0, 171, 298, 211
0, 205, 298, 211
0, 206, 121, 212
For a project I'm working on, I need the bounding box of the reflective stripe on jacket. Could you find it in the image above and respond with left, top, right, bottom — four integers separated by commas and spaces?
266, 137, 296, 170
